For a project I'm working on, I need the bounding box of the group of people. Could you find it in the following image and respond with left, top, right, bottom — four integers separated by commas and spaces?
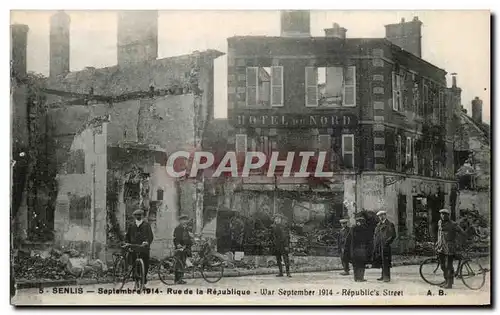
337, 210, 396, 283
123, 206, 466, 289
337, 208, 466, 288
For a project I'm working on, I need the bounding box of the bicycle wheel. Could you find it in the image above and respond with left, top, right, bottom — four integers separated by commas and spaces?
134, 259, 145, 292
460, 259, 487, 290
158, 256, 180, 286
419, 258, 446, 285
113, 256, 127, 284
201, 255, 224, 283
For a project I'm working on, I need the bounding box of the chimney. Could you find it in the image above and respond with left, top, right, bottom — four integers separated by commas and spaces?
451, 73, 458, 88
280, 10, 310, 38
385, 16, 423, 58
50, 11, 71, 78
324, 23, 347, 39
11, 24, 29, 80
117, 10, 158, 66
472, 97, 483, 123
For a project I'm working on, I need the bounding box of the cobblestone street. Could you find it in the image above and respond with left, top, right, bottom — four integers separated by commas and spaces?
12, 264, 490, 306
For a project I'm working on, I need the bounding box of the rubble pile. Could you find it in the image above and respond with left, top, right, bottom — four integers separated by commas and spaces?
13, 250, 75, 281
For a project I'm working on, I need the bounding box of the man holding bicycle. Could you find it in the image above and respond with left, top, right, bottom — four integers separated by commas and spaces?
435, 209, 466, 289
125, 209, 154, 286
173, 215, 194, 284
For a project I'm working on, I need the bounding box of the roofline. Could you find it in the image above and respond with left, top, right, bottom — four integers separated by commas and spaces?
381, 38, 447, 75
226, 35, 446, 75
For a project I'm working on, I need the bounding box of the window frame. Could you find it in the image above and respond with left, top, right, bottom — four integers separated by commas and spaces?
270, 66, 284, 107
406, 136, 412, 165
396, 135, 402, 171
305, 66, 319, 107
341, 134, 355, 168
392, 71, 402, 111
246, 67, 259, 107
342, 66, 357, 107
235, 134, 248, 154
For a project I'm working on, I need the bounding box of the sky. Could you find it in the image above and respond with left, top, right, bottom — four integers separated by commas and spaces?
10, 10, 490, 122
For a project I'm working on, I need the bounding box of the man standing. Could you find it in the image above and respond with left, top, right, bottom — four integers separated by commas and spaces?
436, 209, 466, 289
271, 214, 291, 277
346, 216, 371, 282
372, 210, 396, 282
338, 219, 350, 276
173, 215, 193, 284
125, 209, 154, 286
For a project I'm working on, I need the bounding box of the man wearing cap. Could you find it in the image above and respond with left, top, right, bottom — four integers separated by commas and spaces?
271, 214, 291, 277
345, 215, 371, 282
372, 210, 396, 282
436, 209, 466, 289
338, 219, 351, 276
173, 215, 194, 284
125, 209, 154, 286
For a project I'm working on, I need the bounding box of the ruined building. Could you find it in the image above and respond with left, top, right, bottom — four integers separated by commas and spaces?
12, 11, 223, 261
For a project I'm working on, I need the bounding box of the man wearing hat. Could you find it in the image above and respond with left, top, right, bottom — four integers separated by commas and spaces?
271, 214, 291, 277
345, 215, 372, 282
125, 209, 154, 286
173, 215, 194, 284
436, 209, 466, 289
372, 210, 396, 282
338, 219, 351, 276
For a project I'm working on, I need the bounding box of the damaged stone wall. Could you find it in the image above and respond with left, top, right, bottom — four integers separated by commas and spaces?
54, 123, 107, 261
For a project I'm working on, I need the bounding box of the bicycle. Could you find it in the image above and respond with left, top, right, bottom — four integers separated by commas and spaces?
113, 243, 147, 292
419, 243, 490, 290
158, 238, 224, 285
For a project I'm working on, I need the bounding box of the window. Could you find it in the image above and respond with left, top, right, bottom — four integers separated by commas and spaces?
246, 67, 278, 107
406, 137, 412, 165
392, 72, 402, 111
423, 84, 429, 116
246, 67, 258, 107
343, 66, 356, 107
412, 138, 418, 175
396, 135, 402, 171
342, 134, 354, 169
305, 67, 319, 107
156, 189, 164, 201
438, 91, 445, 124
271, 66, 284, 106
235, 134, 247, 154
305, 66, 356, 107
413, 82, 420, 115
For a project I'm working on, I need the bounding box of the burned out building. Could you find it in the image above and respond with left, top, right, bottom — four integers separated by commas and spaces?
12, 11, 224, 262
215, 12, 459, 254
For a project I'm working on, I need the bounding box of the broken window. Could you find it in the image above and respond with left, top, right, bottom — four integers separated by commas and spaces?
406, 136, 412, 166
305, 66, 356, 107
246, 67, 282, 107
392, 72, 403, 111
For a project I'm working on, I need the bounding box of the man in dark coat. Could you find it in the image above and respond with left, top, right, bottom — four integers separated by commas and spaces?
125, 209, 154, 286
372, 210, 396, 282
435, 209, 466, 289
271, 214, 291, 277
173, 215, 193, 284
338, 219, 350, 276
345, 216, 372, 282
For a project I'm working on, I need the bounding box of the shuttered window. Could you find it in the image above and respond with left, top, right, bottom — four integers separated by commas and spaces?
305, 67, 318, 107
246, 67, 258, 107
392, 72, 402, 111
343, 66, 356, 107
406, 137, 412, 165
271, 66, 284, 107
